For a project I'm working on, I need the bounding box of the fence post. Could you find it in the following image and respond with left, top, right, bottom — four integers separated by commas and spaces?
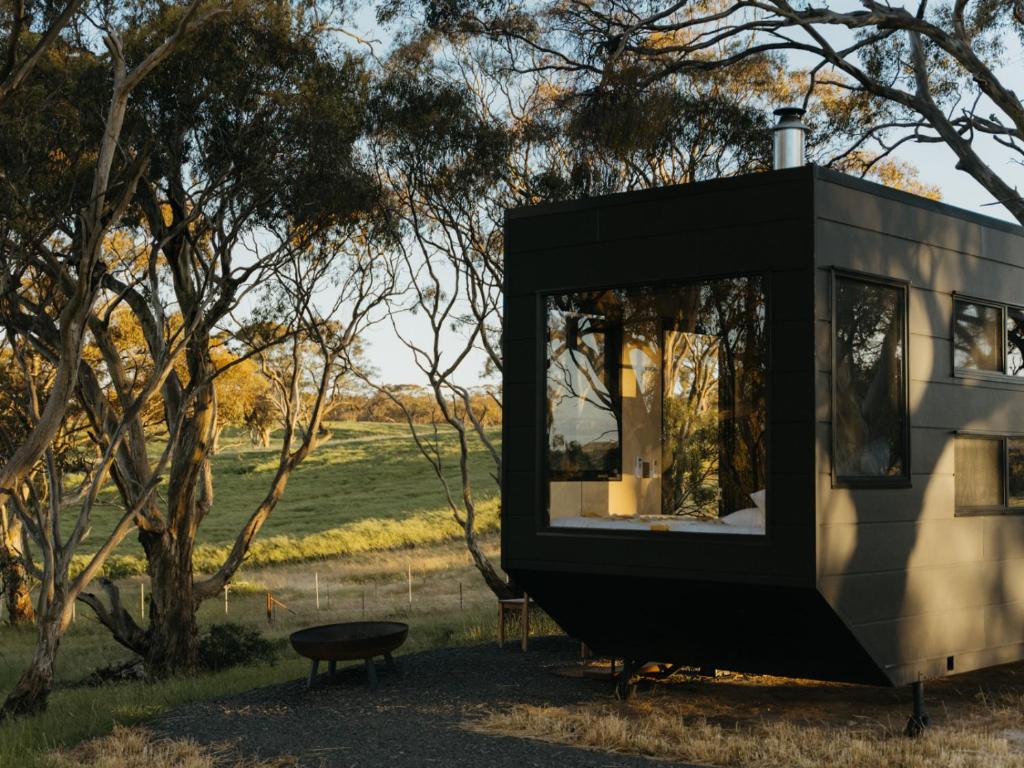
224, 584, 229, 615
140, 582, 145, 619
407, 562, 412, 609
266, 591, 274, 624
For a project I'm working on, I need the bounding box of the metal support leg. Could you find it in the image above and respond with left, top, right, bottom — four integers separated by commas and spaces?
327, 660, 337, 678
615, 658, 637, 701
307, 659, 320, 689
365, 657, 379, 690
384, 652, 396, 671
497, 601, 505, 647
905, 681, 929, 737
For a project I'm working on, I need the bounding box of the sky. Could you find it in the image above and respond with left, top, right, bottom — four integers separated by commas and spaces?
351, 7, 1024, 386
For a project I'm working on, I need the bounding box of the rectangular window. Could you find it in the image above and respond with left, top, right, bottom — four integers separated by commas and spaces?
955, 436, 1003, 508
545, 276, 768, 535
955, 435, 1024, 512
954, 300, 1002, 372
1010, 439, 1024, 508
833, 273, 909, 485
953, 297, 1024, 378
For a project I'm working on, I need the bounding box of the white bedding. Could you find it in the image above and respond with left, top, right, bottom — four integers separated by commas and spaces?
550, 506, 765, 536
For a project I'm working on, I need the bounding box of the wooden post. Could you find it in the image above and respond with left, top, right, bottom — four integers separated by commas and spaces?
315, 571, 320, 611
407, 562, 412, 609
521, 593, 529, 652
266, 591, 274, 624
140, 582, 145, 619
224, 584, 229, 615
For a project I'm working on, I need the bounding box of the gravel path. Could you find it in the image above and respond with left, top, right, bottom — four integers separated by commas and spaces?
154, 636, 703, 768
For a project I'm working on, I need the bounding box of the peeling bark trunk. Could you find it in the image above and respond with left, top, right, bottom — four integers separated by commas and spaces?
141, 529, 198, 675
1, 605, 64, 717
0, 510, 34, 625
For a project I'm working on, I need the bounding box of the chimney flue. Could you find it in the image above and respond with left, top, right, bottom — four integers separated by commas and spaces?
773, 107, 807, 170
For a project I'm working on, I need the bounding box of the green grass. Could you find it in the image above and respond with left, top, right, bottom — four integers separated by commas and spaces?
68, 421, 501, 576
1, 536, 560, 768
0, 420, 519, 766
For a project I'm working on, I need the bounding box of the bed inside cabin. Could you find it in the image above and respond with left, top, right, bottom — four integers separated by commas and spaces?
544, 275, 769, 536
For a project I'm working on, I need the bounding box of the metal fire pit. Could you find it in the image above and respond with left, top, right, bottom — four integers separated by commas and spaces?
290, 621, 408, 690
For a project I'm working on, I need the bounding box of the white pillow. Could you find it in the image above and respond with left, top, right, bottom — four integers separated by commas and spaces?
750, 489, 766, 512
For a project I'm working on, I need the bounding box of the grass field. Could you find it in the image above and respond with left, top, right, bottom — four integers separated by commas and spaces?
64, 421, 500, 576
0, 536, 553, 768
0, 421, 517, 767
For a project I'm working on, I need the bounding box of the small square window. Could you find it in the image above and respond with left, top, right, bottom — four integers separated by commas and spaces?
954, 300, 1003, 372
955, 436, 1004, 509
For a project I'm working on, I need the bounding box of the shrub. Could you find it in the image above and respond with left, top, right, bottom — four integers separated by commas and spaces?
197, 623, 277, 672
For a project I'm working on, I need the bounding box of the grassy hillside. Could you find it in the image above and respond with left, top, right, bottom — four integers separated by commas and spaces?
68, 421, 501, 575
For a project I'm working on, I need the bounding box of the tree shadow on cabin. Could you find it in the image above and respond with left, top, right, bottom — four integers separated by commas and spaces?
824, 209, 1024, 735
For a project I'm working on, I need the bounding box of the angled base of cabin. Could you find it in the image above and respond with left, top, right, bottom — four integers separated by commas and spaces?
511, 569, 888, 685
502, 165, 1024, 689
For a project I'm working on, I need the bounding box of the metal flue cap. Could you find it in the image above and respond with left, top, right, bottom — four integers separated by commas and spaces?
773, 107, 807, 170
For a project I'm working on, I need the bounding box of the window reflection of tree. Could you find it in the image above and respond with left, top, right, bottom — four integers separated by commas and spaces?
954, 301, 1001, 371
1008, 307, 1024, 376
661, 278, 767, 518
835, 279, 905, 478
546, 293, 621, 478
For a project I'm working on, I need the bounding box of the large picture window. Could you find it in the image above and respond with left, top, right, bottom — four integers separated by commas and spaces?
953, 297, 1024, 378
955, 434, 1024, 513
832, 273, 909, 485
545, 276, 768, 535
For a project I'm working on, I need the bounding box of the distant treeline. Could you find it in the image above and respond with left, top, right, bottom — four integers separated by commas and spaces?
328, 385, 501, 427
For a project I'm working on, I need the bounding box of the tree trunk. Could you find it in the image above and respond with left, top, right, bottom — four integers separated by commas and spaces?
0, 510, 34, 626
141, 530, 198, 675
257, 426, 270, 448
1, 606, 63, 718
211, 424, 223, 454
466, 526, 516, 600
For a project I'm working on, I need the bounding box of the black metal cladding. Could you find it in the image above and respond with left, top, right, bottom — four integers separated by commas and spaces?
502, 164, 1024, 687
502, 166, 817, 587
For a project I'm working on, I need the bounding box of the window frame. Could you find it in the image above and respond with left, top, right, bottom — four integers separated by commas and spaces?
954, 431, 1024, 516
538, 270, 772, 537
951, 293, 1024, 383
830, 269, 912, 489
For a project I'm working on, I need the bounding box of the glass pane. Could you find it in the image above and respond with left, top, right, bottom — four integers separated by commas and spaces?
1010, 438, 1024, 508
546, 277, 767, 535
546, 295, 620, 480
1008, 307, 1024, 377
954, 301, 1002, 372
956, 437, 1004, 508
834, 277, 907, 479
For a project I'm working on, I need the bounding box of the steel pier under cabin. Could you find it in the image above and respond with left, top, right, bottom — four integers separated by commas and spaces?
500, 163, 1024, 722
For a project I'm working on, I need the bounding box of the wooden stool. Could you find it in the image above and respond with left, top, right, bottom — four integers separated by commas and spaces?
498, 596, 534, 651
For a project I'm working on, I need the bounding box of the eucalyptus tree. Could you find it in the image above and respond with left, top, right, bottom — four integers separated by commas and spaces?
59, 0, 393, 675
0, 0, 219, 712
475, 0, 1023, 221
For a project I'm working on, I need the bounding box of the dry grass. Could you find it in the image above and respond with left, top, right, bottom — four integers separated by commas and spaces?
471, 665, 1024, 768
42, 725, 297, 768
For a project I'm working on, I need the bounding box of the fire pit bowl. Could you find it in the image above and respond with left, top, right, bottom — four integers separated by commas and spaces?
290, 621, 408, 690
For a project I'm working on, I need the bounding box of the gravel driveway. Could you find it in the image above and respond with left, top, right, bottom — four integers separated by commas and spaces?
154, 636, 703, 768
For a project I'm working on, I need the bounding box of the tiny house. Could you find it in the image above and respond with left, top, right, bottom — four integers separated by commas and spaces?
500, 163, 1024, 705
